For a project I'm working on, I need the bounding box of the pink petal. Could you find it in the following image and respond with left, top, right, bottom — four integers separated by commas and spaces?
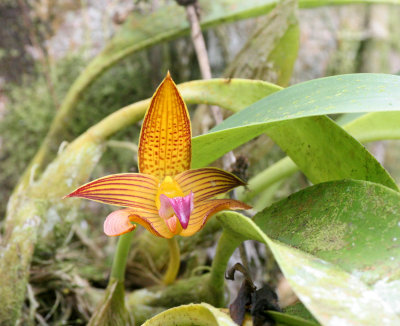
165, 215, 178, 233
159, 194, 175, 219
158, 192, 194, 229
104, 209, 136, 236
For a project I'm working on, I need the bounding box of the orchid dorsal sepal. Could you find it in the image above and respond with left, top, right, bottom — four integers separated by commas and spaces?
65, 72, 251, 238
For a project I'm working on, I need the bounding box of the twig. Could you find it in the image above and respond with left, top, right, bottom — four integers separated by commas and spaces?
238, 242, 250, 273
179, 0, 236, 169
186, 4, 223, 124
27, 283, 39, 322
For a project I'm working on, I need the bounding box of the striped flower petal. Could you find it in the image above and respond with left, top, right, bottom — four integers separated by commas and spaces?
65, 173, 159, 212
174, 168, 246, 203
179, 199, 252, 237
104, 209, 136, 236
138, 72, 191, 179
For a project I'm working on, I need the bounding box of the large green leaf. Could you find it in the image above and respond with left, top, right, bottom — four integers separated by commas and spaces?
180, 79, 281, 112
194, 74, 400, 165
344, 111, 400, 143
238, 111, 400, 203
216, 211, 400, 325
193, 74, 400, 189
267, 116, 397, 188
254, 180, 400, 309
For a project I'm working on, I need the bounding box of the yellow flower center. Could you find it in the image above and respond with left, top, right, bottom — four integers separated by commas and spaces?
155, 176, 185, 210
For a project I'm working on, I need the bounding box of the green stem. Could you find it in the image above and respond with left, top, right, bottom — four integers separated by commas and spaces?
236, 156, 297, 202
162, 237, 181, 285
107, 140, 138, 153
111, 231, 135, 282
209, 230, 242, 306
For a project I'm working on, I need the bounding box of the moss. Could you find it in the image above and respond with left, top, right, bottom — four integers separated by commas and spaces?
0, 52, 154, 217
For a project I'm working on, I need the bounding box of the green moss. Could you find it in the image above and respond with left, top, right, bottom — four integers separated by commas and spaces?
0, 52, 154, 217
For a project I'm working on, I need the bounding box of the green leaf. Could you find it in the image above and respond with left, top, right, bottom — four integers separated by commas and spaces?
142, 303, 236, 326
193, 74, 400, 189
212, 74, 400, 132
180, 79, 281, 112
194, 74, 400, 165
266, 116, 397, 189
344, 111, 400, 143
268, 310, 319, 326
253, 180, 400, 321
254, 179, 400, 294
216, 211, 400, 325
238, 110, 400, 203
282, 303, 320, 324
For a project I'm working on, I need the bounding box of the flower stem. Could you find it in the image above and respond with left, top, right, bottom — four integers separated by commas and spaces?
209, 230, 241, 306
110, 231, 135, 282
162, 237, 181, 285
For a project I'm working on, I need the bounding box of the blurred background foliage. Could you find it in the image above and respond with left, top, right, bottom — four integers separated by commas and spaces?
1, 0, 400, 324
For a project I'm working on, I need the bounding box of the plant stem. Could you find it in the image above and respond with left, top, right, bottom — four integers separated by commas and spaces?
162, 237, 181, 285
236, 156, 298, 202
107, 140, 138, 154
111, 231, 135, 282
209, 230, 241, 306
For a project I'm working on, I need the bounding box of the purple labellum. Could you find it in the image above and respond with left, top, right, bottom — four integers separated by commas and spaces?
159, 192, 194, 229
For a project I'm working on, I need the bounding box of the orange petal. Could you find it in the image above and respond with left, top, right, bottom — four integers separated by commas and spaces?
165, 215, 178, 234
104, 209, 136, 236
174, 168, 246, 202
179, 199, 251, 237
65, 173, 159, 212
138, 72, 191, 178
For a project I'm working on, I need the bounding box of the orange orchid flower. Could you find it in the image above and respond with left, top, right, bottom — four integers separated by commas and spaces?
65, 72, 250, 238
